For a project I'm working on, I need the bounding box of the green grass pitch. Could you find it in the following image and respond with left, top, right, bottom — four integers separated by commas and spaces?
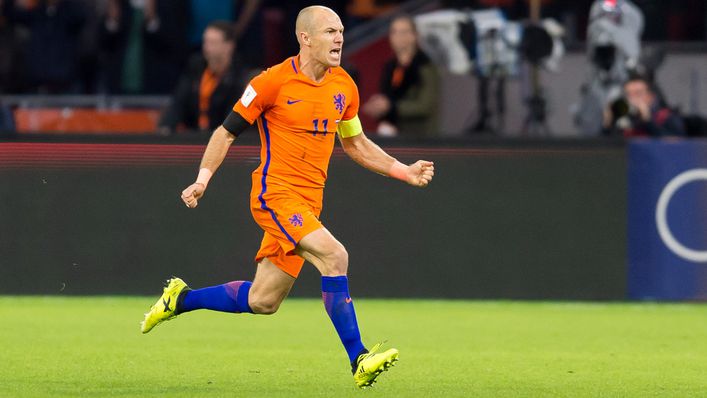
1, 297, 706, 397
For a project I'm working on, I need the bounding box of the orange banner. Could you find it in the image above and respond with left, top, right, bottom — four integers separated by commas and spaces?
14, 108, 160, 134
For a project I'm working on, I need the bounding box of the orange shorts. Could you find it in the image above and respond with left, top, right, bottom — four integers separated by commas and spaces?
250, 189, 323, 278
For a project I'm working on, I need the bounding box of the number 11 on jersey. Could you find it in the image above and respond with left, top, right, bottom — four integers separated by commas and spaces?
312, 118, 329, 136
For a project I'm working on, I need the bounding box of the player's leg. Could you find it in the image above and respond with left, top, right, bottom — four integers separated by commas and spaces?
178, 279, 253, 315
141, 274, 255, 333
296, 227, 398, 388
296, 228, 363, 360
295, 227, 349, 276
178, 257, 294, 315
141, 258, 295, 333
247, 257, 296, 314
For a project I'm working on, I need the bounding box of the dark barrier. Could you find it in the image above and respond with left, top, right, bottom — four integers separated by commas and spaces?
0, 140, 626, 299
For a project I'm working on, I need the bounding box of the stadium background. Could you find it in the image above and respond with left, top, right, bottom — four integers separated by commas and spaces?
0, 1, 707, 300
1, 0, 705, 301
2, 1, 707, 396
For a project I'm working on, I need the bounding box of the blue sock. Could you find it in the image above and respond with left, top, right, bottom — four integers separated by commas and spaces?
178, 281, 253, 314
322, 276, 366, 363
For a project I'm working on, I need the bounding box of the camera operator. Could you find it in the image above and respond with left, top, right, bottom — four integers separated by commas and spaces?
605, 75, 685, 138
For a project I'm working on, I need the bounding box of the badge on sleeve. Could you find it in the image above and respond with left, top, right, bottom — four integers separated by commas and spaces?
240, 84, 257, 108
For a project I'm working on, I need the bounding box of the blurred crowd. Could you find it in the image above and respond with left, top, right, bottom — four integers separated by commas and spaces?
0, 0, 705, 137
2, 0, 704, 95
0, 0, 410, 96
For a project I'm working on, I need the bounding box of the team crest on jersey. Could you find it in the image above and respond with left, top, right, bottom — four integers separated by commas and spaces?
289, 213, 304, 227
333, 93, 346, 114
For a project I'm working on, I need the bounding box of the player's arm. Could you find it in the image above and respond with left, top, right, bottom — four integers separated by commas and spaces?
181, 111, 251, 208
338, 116, 434, 188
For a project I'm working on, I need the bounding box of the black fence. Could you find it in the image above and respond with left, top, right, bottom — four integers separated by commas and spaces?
0, 137, 626, 299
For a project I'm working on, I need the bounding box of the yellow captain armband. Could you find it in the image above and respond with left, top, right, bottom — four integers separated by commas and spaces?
337, 115, 363, 138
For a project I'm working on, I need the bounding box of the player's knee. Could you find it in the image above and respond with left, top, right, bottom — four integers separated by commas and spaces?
249, 297, 281, 315
325, 245, 348, 275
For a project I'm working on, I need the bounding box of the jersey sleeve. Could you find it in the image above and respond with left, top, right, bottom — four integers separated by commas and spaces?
341, 78, 360, 122
232, 69, 280, 124
337, 77, 363, 138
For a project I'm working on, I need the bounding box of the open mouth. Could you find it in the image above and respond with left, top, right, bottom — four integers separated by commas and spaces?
330, 48, 342, 56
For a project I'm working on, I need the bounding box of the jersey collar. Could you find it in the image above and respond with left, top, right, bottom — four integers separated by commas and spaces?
292, 56, 333, 84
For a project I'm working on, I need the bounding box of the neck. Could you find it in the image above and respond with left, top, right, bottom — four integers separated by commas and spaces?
297, 53, 328, 83
208, 58, 230, 76
396, 48, 415, 66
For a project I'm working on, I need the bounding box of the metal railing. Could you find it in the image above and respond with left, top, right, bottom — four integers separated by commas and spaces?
344, 0, 442, 54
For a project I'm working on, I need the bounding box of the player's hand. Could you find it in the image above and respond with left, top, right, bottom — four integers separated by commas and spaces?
636, 101, 651, 121
181, 182, 206, 208
362, 94, 391, 118
406, 160, 434, 188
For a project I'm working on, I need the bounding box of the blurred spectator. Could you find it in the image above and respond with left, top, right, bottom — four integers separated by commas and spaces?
10, 0, 87, 94
99, 0, 189, 94
158, 20, 247, 135
188, 0, 259, 45
0, 0, 28, 93
347, 0, 400, 27
605, 75, 685, 138
73, 0, 102, 94
187, 0, 262, 67
362, 15, 439, 137
0, 0, 21, 133
0, 98, 15, 134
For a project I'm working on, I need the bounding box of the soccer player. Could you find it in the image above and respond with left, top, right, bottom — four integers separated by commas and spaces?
141, 5, 434, 388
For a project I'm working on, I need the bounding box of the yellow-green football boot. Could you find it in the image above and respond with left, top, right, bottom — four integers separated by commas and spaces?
141, 277, 190, 334
352, 342, 399, 388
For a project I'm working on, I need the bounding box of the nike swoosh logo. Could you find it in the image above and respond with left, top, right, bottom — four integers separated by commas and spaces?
287, 99, 303, 105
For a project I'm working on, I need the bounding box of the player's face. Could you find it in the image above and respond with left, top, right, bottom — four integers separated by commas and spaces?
311, 12, 344, 67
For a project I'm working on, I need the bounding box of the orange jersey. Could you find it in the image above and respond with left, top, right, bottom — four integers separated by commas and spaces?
233, 56, 359, 206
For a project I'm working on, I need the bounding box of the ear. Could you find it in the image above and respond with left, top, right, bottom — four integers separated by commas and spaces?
299, 31, 311, 46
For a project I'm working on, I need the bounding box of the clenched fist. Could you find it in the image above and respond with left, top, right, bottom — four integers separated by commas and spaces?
181, 182, 206, 208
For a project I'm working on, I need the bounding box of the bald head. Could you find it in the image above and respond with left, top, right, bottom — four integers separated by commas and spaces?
294, 5, 344, 74
295, 5, 339, 46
